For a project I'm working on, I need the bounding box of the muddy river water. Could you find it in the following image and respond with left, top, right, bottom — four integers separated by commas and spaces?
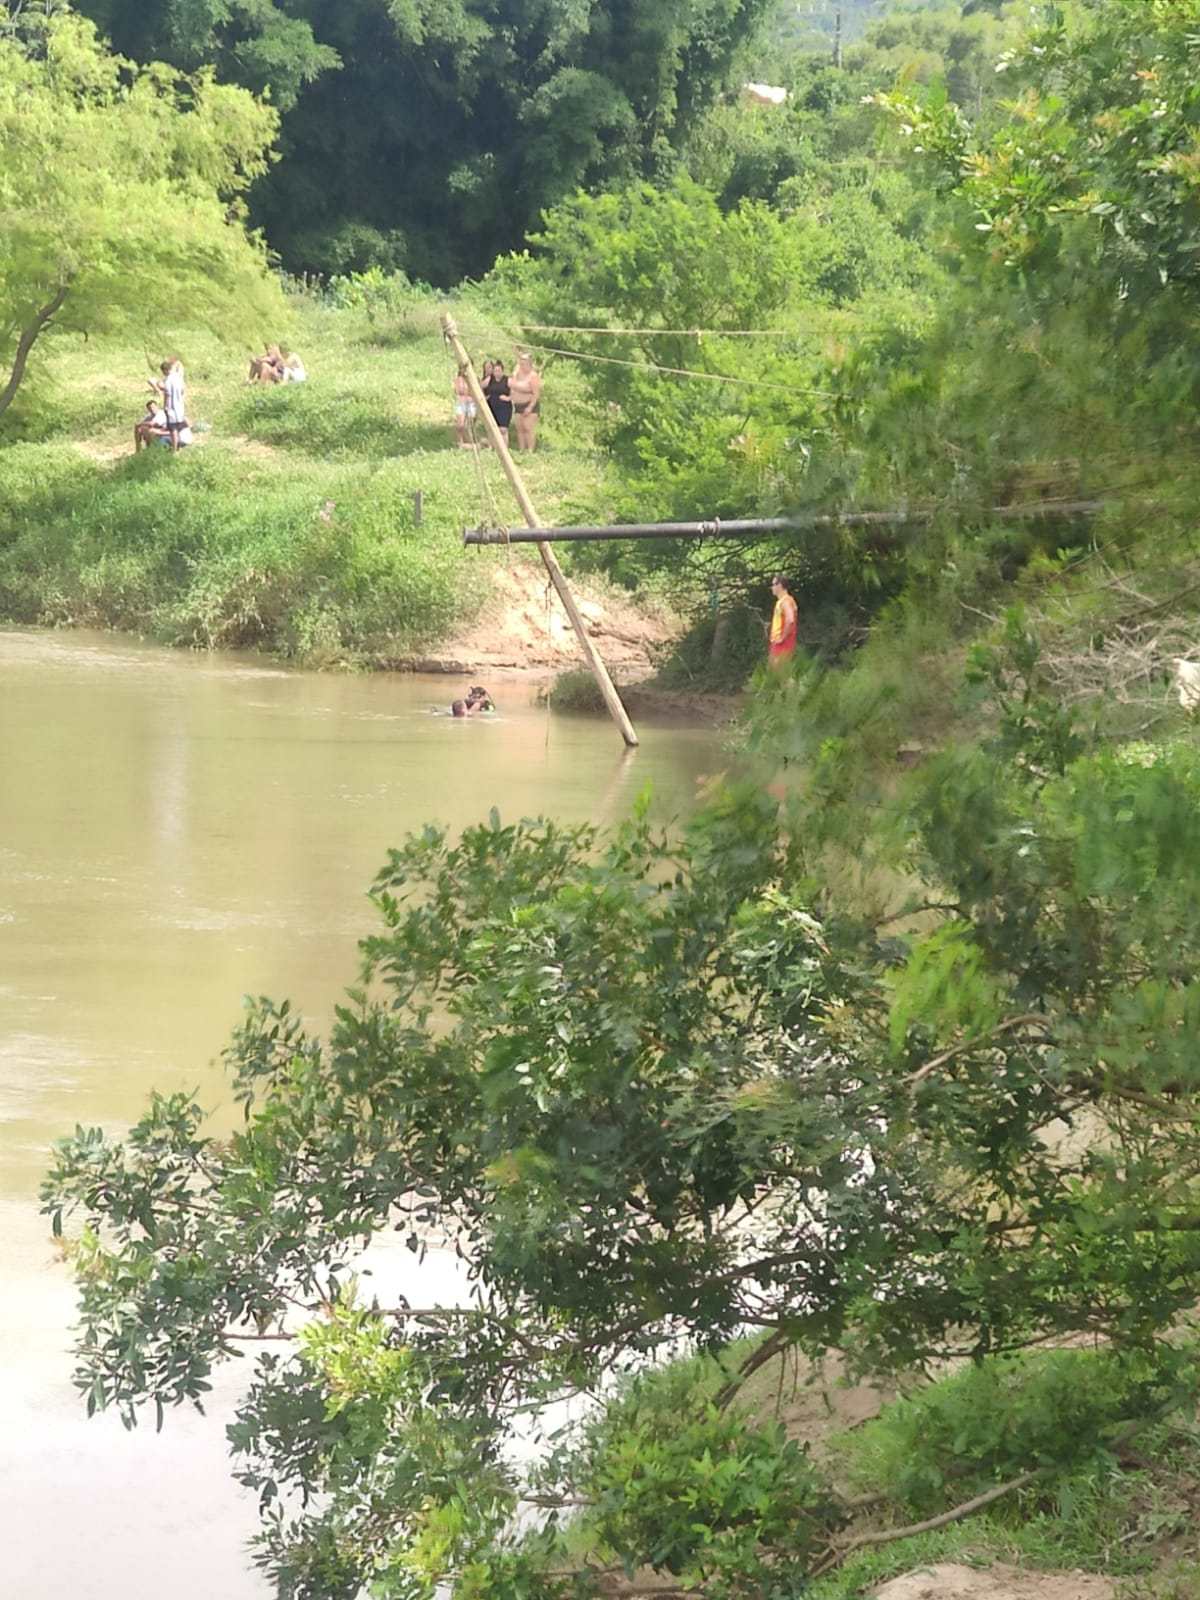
0, 629, 723, 1599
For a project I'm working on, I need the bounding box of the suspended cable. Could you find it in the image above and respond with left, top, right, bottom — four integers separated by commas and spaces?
458, 320, 793, 338
514, 341, 833, 398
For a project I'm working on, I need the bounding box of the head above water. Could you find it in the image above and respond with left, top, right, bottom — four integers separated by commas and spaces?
451, 699, 467, 717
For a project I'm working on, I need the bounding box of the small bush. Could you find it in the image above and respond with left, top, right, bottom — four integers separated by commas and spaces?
833, 1350, 1165, 1518
541, 668, 606, 712
655, 603, 767, 691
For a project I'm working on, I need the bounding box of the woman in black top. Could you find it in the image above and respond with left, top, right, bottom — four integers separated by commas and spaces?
484, 359, 512, 446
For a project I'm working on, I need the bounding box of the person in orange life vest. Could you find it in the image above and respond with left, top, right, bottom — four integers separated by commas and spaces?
768, 575, 798, 666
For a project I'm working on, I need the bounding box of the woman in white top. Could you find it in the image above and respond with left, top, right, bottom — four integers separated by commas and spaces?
453, 370, 477, 446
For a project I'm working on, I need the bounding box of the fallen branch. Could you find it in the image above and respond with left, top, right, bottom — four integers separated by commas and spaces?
713, 1327, 790, 1411
811, 1469, 1040, 1576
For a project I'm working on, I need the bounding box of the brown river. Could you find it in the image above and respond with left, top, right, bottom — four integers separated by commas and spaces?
0, 628, 723, 1599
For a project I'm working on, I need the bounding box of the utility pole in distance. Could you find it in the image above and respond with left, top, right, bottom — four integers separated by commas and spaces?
440, 313, 638, 748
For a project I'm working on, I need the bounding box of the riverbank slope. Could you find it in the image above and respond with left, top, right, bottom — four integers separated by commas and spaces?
0, 291, 682, 677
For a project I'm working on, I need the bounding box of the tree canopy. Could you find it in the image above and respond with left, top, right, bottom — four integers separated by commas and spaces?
68, 0, 774, 282
0, 9, 284, 425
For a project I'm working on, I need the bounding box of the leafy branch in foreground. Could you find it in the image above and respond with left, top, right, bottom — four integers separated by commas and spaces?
43, 659, 1200, 1595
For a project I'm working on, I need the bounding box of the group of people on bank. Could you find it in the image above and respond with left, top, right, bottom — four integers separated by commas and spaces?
133, 342, 308, 454
454, 353, 542, 452
133, 359, 191, 453
247, 345, 307, 384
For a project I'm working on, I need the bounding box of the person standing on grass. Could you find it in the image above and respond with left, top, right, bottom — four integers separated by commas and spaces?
509, 352, 541, 451
484, 359, 512, 447
768, 575, 798, 668
163, 358, 186, 453
453, 369, 477, 447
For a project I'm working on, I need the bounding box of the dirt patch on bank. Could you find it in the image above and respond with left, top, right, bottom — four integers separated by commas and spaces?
410, 553, 675, 675
409, 553, 744, 724
872, 1563, 1114, 1600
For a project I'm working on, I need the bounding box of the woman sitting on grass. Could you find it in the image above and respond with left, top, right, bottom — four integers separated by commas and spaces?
248, 345, 306, 384
248, 346, 284, 383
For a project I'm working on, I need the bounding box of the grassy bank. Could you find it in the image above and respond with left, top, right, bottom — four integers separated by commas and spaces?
554, 1337, 1200, 1599
0, 289, 625, 665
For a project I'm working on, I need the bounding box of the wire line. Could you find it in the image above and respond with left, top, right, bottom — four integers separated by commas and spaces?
515, 341, 832, 398
460, 321, 793, 338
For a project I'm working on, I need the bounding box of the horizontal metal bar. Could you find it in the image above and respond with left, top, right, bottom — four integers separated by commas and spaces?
462, 502, 1104, 546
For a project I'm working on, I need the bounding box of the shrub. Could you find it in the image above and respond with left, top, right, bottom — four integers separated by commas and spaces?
833, 1350, 1167, 1517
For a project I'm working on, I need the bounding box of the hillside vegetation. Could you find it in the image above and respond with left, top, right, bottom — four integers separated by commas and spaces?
0, 289, 637, 664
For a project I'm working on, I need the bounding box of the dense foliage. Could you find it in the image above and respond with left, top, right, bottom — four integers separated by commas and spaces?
44, 629, 1200, 1595
68, 0, 774, 281
25, 9, 1200, 1594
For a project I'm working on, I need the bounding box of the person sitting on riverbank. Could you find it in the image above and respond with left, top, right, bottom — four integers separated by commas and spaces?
280, 348, 306, 382
134, 395, 168, 451
248, 346, 285, 383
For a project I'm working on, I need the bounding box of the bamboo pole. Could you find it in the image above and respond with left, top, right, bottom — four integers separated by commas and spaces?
441, 313, 638, 748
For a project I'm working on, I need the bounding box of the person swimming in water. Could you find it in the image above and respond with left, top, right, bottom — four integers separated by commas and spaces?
450, 686, 494, 716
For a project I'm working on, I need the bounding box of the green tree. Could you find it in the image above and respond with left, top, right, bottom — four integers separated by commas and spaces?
845, 0, 1027, 118
483, 162, 941, 631
43, 648, 1200, 1595
875, 0, 1200, 377
71, 0, 775, 281
73, 0, 338, 111
0, 10, 284, 426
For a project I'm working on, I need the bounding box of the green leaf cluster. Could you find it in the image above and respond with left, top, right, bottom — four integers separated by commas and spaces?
71, 0, 774, 282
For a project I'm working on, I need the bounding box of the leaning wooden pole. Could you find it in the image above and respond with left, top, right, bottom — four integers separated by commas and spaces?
441, 313, 638, 748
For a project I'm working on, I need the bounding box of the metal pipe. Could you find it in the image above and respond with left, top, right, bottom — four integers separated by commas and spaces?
462, 502, 1104, 545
